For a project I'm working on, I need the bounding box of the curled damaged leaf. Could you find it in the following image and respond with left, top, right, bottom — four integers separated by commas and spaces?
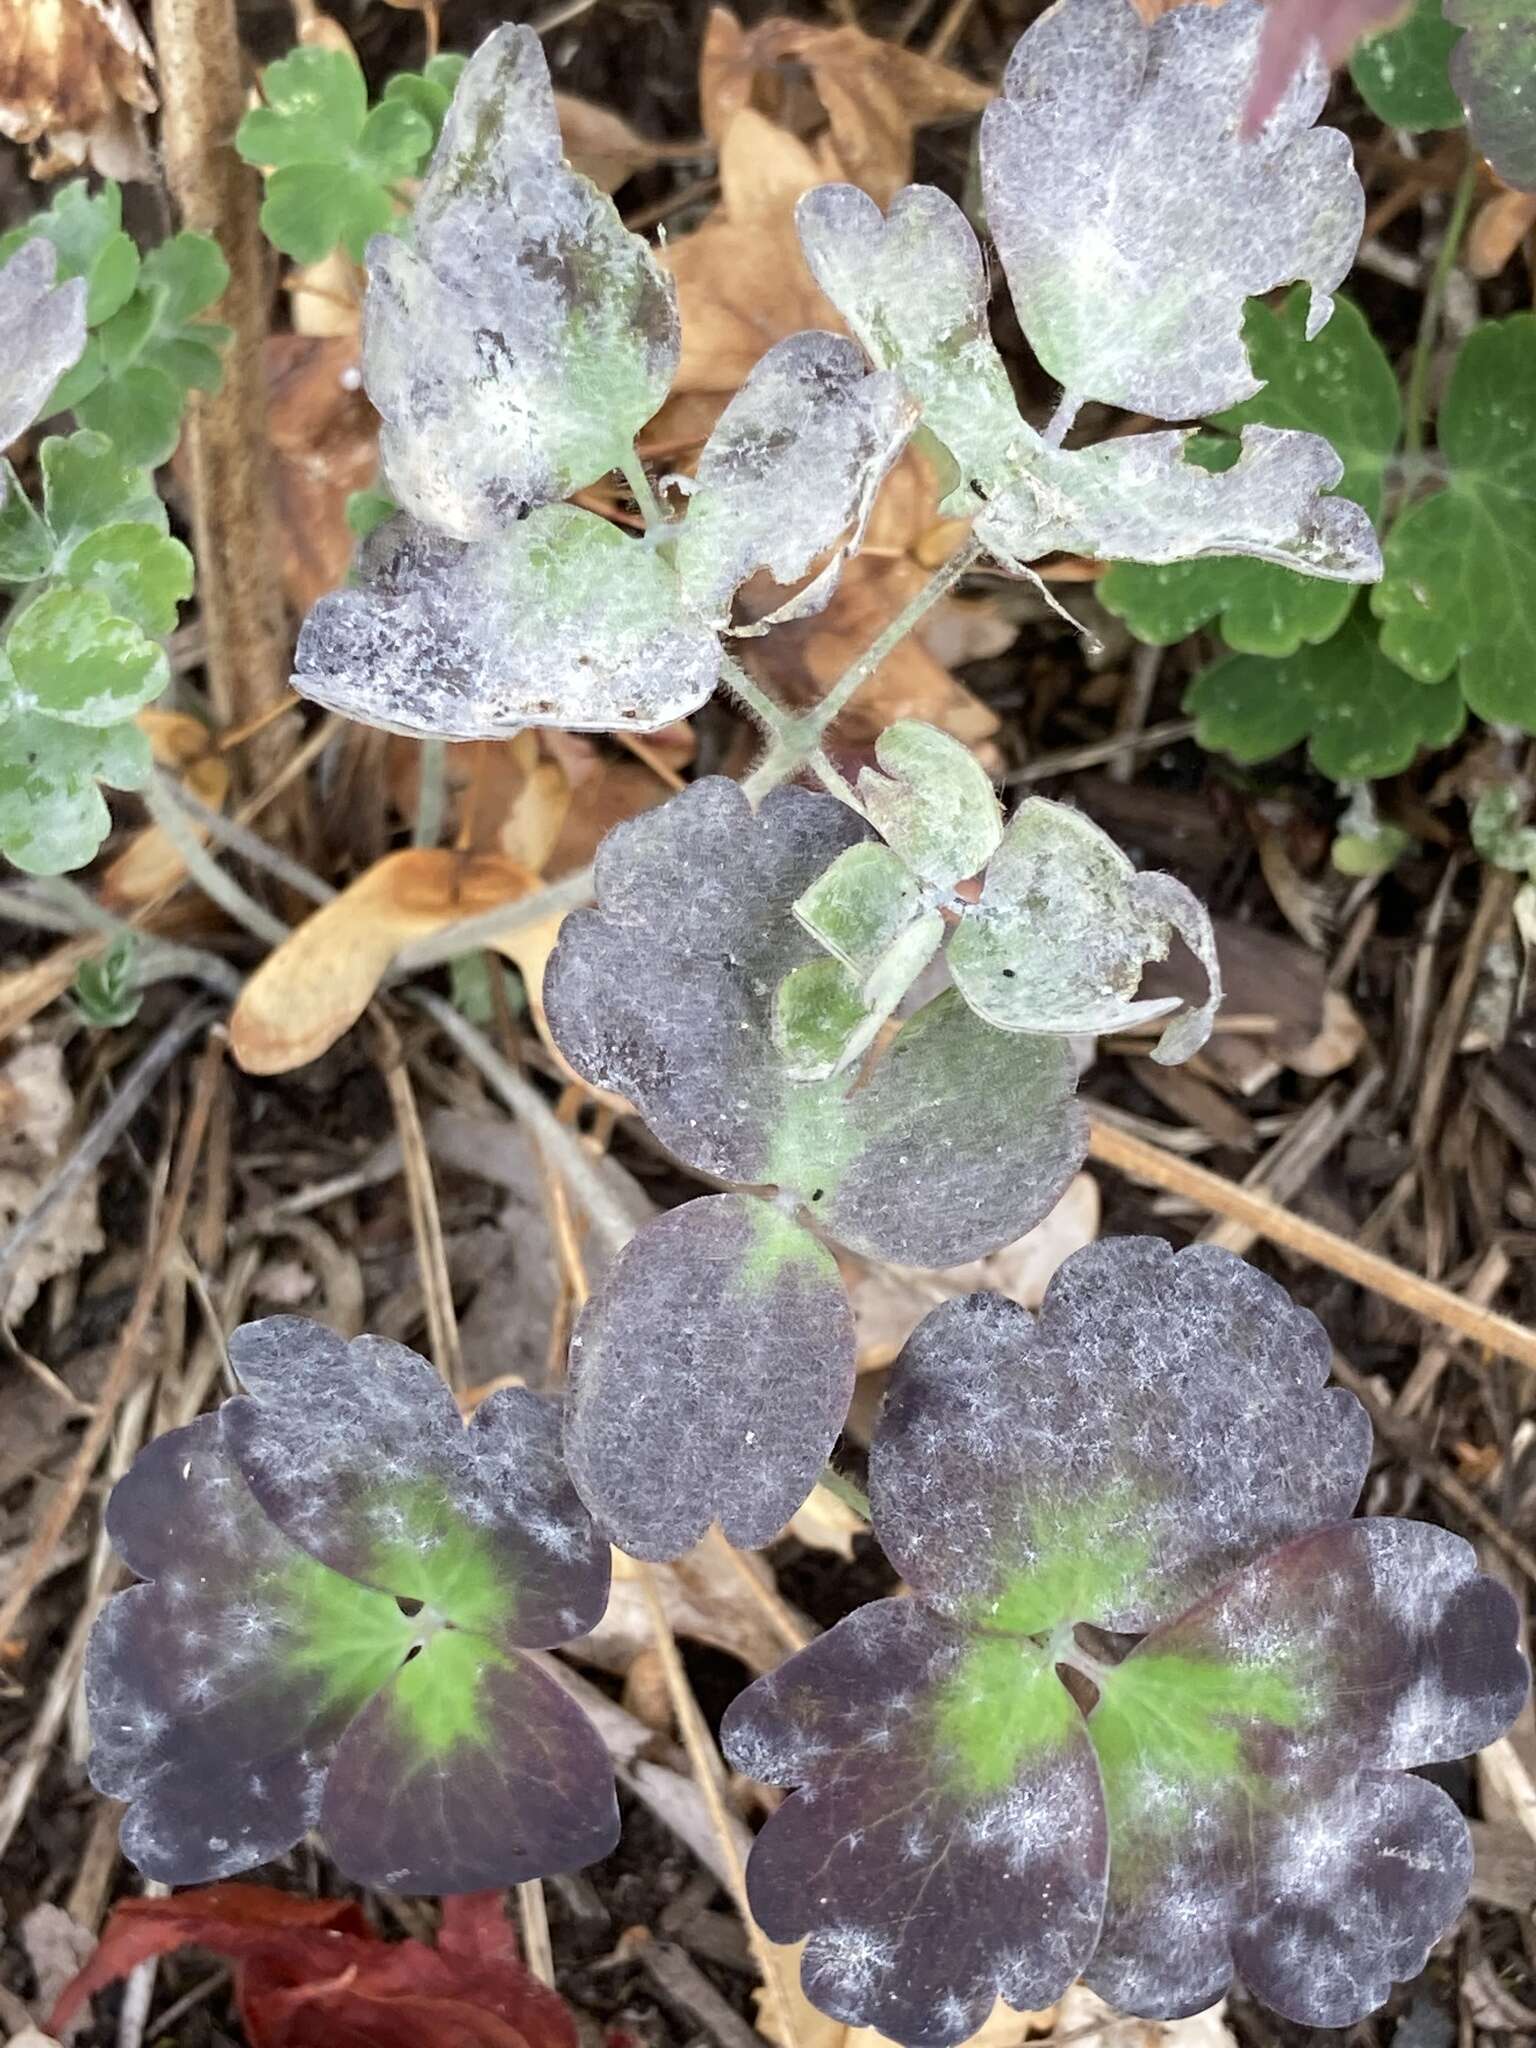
87, 1316, 617, 1892
723, 1237, 1530, 2045
981, 0, 1363, 421
545, 777, 1085, 1267
566, 1192, 856, 1560
977, 426, 1381, 583
946, 796, 1222, 1063
0, 241, 87, 487
854, 720, 1002, 889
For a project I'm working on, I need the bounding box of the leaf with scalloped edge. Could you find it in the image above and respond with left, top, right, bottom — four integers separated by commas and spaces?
673, 331, 914, 628
1100, 294, 1400, 657
0, 242, 87, 485
721, 1238, 1528, 2044
947, 797, 1222, 1064
0, 181, 137, 331
5, 587, 168, 726
1351, 0, 1465, 129
293, 507, 718, 738
0, 713, 150, 874
981, 0, 1363, 422
1448, 0, 1536, 192
853, 721, 1003, 889
784, 840, 946, 1077
87, 1317, 618, 1893
794, 183, 1031, 512
72, 232, 231, 468
565, 1194, 855, 1560
363, 25, 679, 540
1085, 1519, 1527, 2022
544, 777, 1086, 1267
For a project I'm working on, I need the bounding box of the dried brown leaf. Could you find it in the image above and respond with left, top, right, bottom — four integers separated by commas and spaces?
99, 710, 230, 908
265, 333, 379, 616
0, 0, 156, 179
555, 92, 663, 194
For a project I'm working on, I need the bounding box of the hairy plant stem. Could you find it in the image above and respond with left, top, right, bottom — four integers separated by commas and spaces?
620, 447, 667, 532
141, 773, 291, 948
1041, 390, 1082, 449
1403, 158, 1479, 463
412, 737, 448, 848
152, 774, 337, 906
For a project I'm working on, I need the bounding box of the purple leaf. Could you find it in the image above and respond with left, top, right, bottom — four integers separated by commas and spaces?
565, 1193, 856, 1560
0, 240, 87, 485
721, 1599, 1107, 2047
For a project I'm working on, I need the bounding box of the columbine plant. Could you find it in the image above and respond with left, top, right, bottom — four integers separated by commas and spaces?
81, 2, 1529, 2040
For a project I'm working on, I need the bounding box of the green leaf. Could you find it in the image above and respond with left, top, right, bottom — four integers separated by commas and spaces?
0, 465, 55, 583
5, 585, 168, 725
1372, 315, 1536, 726
75, 364, 185, 469
74, 930, 142, 1027
1100, 295, 1400, 655
345, 487, 396, 540
138, 230, 229, 325
1448, 0, 1536, 192
260, 165, 397, 267
0, 713, 150, 874
41, 431, 165, 555
383, 54, 468, 144
1351, 0, 1465, 129
773, 955, 882, 1081
237, 48, 370, 167
1188, 612, 1466, 779
64, 525, 194, 636
854, 720, 1003, 888
795, 841, 928, 978
1470, 784, 1536, 873
67, 231, 231, 465
0, 181, 139, 327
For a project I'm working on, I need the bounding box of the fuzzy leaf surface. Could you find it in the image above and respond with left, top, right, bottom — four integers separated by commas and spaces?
1448, 0, 1536, 191
544, 778, 1085, 1266
0, 241, 87, 477
673, 331, 914, 627
1372, 316, 1536, 726
1099, 294, 1399, 655
565, 1193, 856, 1559
1351, 0, 1465, 128
795, 183, 1029, 510
1187, 611, 1465, 779
293, 508, 717, 737
0, 714, 150, 874
980, 0, 1363, 421
88, 1319, 618, 1892
364, 25, 679, 539
947, 797, 1221, 1064
853, 721, 1002, 888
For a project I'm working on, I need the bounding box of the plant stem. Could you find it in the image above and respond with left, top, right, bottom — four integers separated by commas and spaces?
413, 737, 447, 848
717, 651, 794, 743
1403, 158, 1479, 462
142, 773, 290, 948
153, 773, 337, 905
388, 864, 596, 975
620, 447, 666, 532
1041, 390, 1082, 449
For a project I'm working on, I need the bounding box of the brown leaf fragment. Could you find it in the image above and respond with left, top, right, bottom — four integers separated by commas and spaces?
99, 710, 230, 908
555, 92, 664, 194
0, 0, 157, 179
264, 333, 379, 616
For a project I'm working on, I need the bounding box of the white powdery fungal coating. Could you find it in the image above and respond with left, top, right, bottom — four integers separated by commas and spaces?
0, 241, 87, 488
872, 1236, 1373, 1629
981, 0, 1363, 420
976, 425, 1383, 583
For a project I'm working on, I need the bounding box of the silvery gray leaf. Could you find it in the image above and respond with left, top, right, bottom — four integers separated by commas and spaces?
293, 508, 718, 737
0, 240, 87, 500
363, 24, 679, 539
674, 332, 915, 630
795, 183, 1031, 512
947, 795, 1222, 1063
981, 0, 1363, 420
976, 425, 1382, 581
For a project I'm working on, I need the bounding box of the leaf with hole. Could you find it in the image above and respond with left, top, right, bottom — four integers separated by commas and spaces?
87, 1316, 618, 1892
722, 1237, 1528, 2045
980, 0, 1363, 422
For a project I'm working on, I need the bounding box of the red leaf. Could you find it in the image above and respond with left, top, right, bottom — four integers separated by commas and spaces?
49, 1882, 579, 2048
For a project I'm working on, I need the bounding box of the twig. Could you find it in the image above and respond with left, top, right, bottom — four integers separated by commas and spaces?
0, 1594, 96, 1861
635, 1560, 803, 2048
390, 866, 595, 975
517, 1880, 556, 1987
413, 739, 448, 850
375, 1016, 463, 1388
706, 1528, 812, 1654
1086, 1113, 1536, 1373
156, 774, 337, 907
1403, 156, 1480, 461
1003, 720, 1197, 785
1410, 863, 1518, 1157
141, 775, 290, 947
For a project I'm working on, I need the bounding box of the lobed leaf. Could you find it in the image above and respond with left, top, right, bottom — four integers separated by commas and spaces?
794, 841, 928, 976
1100, 294, 1400, 656
1372, 315, 1536, 727
565, 1193, 856, 1559
0, 181, 138, 329
0, 714, 150, 875
672, 331, 915, 627
364, 25, 679, 539
89, 1319, 619, 1893
794, 183, 1030, 511
947, 797, 1221, 1063
383, 53, 471, 145
545, 778, 1086, 1266
981, 0, 1363, 421
1447, 0, 1536, 193
71, 232, 231, 468
853, 721, 1003, 889
40, 430, 166, 552
785, 840, 946, 1078
1187, 610, 1465, 779
4, 586, 168, 726
293, 507, 718, 737
1350, 0, 1465, 129
0, 241, 87, 482
870, 1237, 1370, 1633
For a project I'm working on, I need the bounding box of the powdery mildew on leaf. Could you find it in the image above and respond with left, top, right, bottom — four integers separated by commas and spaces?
0, 714, 149, 874
88, 1319, 619, 1894
981, 0, 1363, 420
0, 240, 87, 493
1085, 1518, 1528, 2023
870, 1238, 1370, 1631
673, 332, 915, 627
544, 778, 1085, 1266
795, 183, 1030, 510
721, 1599, 1108, 2047
1447, 0, 1536, 194
565, 1193, 856, 1559
977, 425, 1381, 582
947, 797, 1222, 1064
293, 509, 719, 737
363, 25, 679, 539
853, 721, 1003, 889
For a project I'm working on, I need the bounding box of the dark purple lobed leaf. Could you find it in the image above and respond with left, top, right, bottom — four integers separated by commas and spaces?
721, 1599, 1107, 2047
870, 1238, 1371, 1633
565, 1193, 856, 1560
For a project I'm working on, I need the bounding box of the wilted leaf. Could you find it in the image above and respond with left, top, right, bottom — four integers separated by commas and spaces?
87, 1319, 617, 1890
1448, 0, 1536, 193
230, 849, 541, 1073
982, 0, 1363, 421
566, 1193, 856, 1559
1350, 0, 1465, 128
0, 0, 156, 178
1371, 315, 1536, 726
1100, 294, 1400, 657
0, 240, 86, 474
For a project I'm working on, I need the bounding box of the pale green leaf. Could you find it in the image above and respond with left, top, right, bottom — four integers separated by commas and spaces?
854, 719, 1002, 889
